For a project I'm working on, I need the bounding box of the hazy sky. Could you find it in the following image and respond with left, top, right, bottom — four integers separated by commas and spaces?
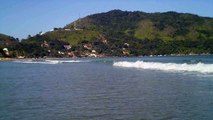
0, 0, 213, 39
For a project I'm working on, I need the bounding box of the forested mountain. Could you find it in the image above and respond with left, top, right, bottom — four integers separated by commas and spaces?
1, 10, 213, 58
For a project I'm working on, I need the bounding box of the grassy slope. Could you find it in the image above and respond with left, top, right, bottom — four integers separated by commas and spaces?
44, 30, 100, 46
0, 33, 16, 41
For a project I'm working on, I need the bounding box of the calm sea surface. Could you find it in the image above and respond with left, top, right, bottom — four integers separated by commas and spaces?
0, 55, 213, 120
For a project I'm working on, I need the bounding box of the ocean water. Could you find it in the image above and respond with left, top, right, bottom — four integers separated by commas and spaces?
0, 55, 213, 120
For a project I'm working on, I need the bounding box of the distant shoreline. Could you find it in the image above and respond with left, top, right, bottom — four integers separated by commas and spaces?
0, 53, 212, 61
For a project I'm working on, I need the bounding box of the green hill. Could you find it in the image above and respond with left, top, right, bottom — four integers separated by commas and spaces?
8, 10, 213, 57
0, 33, 18, 46
0, 33, 19, 57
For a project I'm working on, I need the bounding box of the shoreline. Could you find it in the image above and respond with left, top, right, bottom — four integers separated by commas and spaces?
0, 54, 212, 61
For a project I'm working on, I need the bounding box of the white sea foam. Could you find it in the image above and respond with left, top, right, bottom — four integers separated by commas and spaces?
14, 60, 83, 64
45, 60, 82, 63
113, 61, 213, 73
14, 60, 59, 64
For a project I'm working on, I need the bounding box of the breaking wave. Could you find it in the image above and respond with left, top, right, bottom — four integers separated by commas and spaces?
113, 61, 213, 73
14, 60, 83, 64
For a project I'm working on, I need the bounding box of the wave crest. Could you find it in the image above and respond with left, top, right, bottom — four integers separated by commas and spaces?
113, 61, 213, 73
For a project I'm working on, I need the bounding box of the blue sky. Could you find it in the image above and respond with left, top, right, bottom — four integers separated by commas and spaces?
0, 0, 213, 39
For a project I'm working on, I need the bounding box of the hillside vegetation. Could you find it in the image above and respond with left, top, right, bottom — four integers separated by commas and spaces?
0, 34, 19, 57
1, 10, 213, 58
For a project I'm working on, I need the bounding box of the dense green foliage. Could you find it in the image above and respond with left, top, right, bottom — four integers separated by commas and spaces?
1, 10, 213, 58
65, 10, 213, 56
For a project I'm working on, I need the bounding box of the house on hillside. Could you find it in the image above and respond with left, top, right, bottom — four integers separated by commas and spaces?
41, 41, 49, 47
83, 43, 92, 50
64, 45, 72, 50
